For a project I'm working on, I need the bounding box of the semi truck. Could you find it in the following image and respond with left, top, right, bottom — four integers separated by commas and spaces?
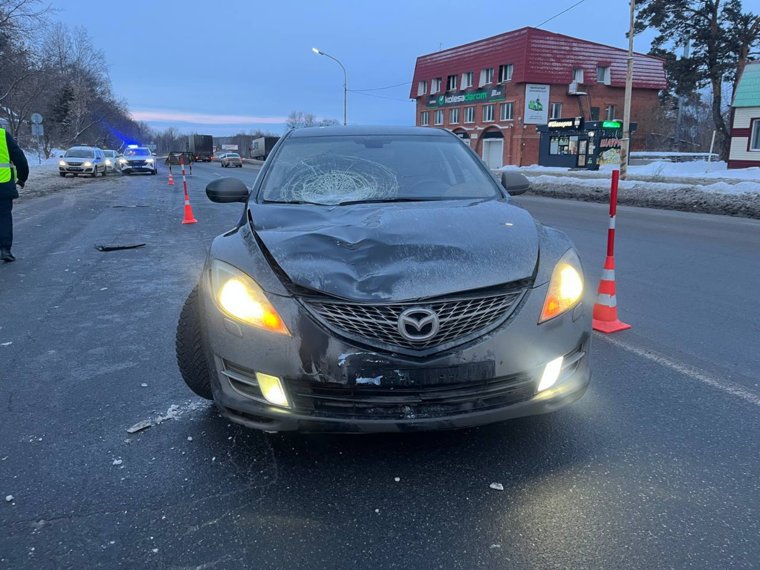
251, 136, 279, 160
187, 134, 213, 162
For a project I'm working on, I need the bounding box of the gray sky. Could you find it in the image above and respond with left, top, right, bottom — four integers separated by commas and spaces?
51, 0, 657, 135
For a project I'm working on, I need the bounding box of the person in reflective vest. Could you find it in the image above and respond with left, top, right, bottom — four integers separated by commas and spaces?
0, 127, 29, 262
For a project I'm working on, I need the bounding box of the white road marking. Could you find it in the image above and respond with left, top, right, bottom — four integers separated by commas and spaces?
597, 333, 760, 407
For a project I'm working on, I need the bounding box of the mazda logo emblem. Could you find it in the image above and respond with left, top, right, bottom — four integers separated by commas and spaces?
398, 307, 440, 342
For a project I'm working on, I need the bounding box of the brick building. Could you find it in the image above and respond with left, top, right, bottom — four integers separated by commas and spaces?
410, 27, 667, 167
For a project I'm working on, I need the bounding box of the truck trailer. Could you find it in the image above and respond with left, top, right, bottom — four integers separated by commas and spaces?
251, 136, 279, 160
187, 134, 213, 162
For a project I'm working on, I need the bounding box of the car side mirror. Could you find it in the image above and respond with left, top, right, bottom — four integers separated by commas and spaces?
500, 171, 530, 196
206, 177, 249, 203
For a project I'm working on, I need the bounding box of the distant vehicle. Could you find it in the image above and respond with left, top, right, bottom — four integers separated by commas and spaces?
102, 150, 119, 173
188, 134, 213, 162
59, 146, 107, 177
118, 145, 157, 175
251, 136, 279, 160
221, 153, 243, 168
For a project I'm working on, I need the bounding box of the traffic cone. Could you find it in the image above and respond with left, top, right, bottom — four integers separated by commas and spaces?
181, 195, 197, 224
592, 255, 631, 333
168, 172, 174, 186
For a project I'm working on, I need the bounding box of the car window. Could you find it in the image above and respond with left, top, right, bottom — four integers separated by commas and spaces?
65, 148, 95, 158
260, 135, 500, 205
227, 153, 240, 158
124, 148, 151, 157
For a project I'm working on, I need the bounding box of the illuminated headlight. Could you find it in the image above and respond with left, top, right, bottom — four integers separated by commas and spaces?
538, 356, 564, 391
105, 159, 112, 166
210, 259, 288, 334
83, 161, 92, 167
146, 158, 154, 164
539, 250, 584, 323
59, 160, 67, 166
119, 159, 127, 165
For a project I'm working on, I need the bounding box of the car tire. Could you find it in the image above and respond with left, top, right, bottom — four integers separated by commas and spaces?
152, 169, 157, 175
59, 172, 66, 177
176, 286, 213, 400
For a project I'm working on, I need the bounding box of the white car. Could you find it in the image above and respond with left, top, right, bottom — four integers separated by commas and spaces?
102, 149, 119, 173
59, 147, 107, 177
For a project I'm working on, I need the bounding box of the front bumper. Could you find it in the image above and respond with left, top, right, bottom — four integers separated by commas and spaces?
59, 165, 95, 174
199, 273, 592, 433
119, 162, 156, 172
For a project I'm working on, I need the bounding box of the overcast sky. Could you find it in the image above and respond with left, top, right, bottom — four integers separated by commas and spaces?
50, 0, 657, 135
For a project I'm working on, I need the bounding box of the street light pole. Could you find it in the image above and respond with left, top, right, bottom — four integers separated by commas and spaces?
312, 48, 347, 126
620, 0, 635, 179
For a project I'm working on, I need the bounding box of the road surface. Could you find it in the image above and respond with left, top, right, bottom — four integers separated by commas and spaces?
1, 162, 758, 569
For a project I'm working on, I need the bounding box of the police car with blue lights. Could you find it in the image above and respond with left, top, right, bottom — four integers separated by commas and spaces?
118, 145, 157, 175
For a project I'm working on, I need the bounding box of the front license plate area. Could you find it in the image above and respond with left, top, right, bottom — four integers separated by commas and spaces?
348, 361, 495, 387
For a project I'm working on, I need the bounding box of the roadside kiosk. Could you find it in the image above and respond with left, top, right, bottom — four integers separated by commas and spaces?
537, 119, 637, 170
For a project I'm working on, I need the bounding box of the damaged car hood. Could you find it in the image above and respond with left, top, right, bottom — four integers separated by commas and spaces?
250, 199, 539, 302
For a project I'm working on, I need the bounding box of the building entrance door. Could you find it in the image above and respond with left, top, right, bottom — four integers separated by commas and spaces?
482, 139, 504, 169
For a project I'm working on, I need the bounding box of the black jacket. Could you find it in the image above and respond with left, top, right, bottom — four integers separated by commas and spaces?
1, 130, 29, 200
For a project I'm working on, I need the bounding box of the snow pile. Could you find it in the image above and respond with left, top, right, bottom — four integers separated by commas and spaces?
530, 174, 759, 195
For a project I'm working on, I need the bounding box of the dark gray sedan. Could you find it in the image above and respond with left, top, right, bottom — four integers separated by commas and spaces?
176, 126, 591, 433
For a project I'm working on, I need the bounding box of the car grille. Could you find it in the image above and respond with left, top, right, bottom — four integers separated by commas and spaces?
127, 160, 147, 166
303, 289, 524, 352
289, 373, 536, 420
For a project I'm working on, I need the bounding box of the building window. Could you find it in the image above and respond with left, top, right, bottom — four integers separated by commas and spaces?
417, 81, 427, 96
498, 64, 513, 83
499, 102, 513, 121
447, 74, 457, 91
573, 68, 584, 83
421, 111, 429, 126
464, 106, 475, 123
482, 104, 494, 122
596, 66, 611, 85
480, 67, 494, 86
431, 78, 442, 94
605, 104, 616, 120
549, 136, 580, 156
434, 109, 444, 125
590, 107, 600, 121
461, 72, 473, 89
550, 102, 563, 119
750, 119, 760, 151
450, 108, 460, 124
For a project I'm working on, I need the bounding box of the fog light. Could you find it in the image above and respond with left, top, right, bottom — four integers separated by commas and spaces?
256, 372, 289, 407
538, 356, 564, 391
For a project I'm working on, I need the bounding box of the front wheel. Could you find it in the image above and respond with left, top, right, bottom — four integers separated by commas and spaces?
176, 286, 213, 400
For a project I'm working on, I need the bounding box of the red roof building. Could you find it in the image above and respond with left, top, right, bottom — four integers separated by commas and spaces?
410, 27, 667, 167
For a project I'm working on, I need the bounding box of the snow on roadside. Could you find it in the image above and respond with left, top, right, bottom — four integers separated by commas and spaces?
529, 174, 760, 195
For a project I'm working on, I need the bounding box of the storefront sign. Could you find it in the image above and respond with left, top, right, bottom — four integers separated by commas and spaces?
427, 86, 505, 108
547, 117, 584, 130
523, 84, 550, 124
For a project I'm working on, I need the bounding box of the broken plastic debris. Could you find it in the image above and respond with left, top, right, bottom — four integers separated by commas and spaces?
95, 243, 146, 252
490, 544, 502, 549
112, 459, 123, 466
394, 477, 400, 482
126, 420, 152, 434
489, 482, 504, 491
5, 495, 14, 502
1, 342, 12, 347
140, 383, 148, 388
151, 548, 159, 554
374, 508, 380, 514
187, 436, 193, 441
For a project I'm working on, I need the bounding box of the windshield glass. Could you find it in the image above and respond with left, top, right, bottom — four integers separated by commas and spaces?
227, 153, 240, 158
65, 149, 95, 158
103, 151, 116, 158
124, 148, 150, 157
259, 135, 499, 205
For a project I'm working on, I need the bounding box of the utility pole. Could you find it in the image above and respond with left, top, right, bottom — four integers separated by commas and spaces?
620, 0, 635, 180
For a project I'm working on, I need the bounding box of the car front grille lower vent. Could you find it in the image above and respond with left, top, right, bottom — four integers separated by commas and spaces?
303, 289, 525, 353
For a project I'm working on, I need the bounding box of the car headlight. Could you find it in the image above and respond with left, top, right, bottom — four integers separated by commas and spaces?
59, 160, 67, 166
119, 159, 127, 164
539, 250, 584, 323
210, 260, 289, 335
83, 161, 92, 167
105, 159, 112, 166
146, 158, 154, 164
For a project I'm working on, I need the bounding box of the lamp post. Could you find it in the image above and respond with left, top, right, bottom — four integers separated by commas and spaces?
312, 47, 347, 126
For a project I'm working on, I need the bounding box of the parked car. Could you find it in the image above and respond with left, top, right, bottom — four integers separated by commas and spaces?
102, 149, 119, 173
221, 153, 243, 168
59, 146, 107, 177
118, 145, 157, 175
176, 126, 591, 433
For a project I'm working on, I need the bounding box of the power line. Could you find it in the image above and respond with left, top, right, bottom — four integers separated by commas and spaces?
348, 91, 413, 103
535, 0, 587, 28
350, 81, 412, 92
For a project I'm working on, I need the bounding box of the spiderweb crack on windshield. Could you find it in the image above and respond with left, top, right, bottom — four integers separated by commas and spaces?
278, 155, 399, 204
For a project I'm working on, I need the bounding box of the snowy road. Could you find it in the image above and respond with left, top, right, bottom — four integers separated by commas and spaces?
1, 164, 758, 568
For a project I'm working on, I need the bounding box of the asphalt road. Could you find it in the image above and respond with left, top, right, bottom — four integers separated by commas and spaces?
1, 162, 758, 569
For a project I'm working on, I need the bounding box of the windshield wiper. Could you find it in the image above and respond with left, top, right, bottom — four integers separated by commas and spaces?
262, 199, 326, 206
336, 197, 443, 206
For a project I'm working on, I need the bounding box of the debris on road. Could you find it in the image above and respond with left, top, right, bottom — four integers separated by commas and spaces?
187, 436, 193, 441
95, 243, 146, 252
5, 495, 14, 503
124, 400, 208, 435
126, 420, 152, 434
140, 383, 148, 388
112, 459, 123, 466
394, 477, 400, 482
1, 342, 12, 347
489, 482, 504, 491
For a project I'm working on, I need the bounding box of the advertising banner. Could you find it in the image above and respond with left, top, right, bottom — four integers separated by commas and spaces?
524, 84, 550, 124
427, 86, 505, 108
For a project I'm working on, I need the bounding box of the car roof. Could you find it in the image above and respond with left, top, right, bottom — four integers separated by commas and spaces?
67, 146, 97, 150
288, 125, 450, 138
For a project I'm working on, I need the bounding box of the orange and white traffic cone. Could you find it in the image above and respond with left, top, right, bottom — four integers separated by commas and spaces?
592, 169, 630, 334
592, 255, 630, 333
179, 155, 197, 224
168, 171, 174, 186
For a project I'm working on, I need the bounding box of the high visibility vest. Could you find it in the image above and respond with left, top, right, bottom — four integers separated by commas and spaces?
0, 128, 15, 184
